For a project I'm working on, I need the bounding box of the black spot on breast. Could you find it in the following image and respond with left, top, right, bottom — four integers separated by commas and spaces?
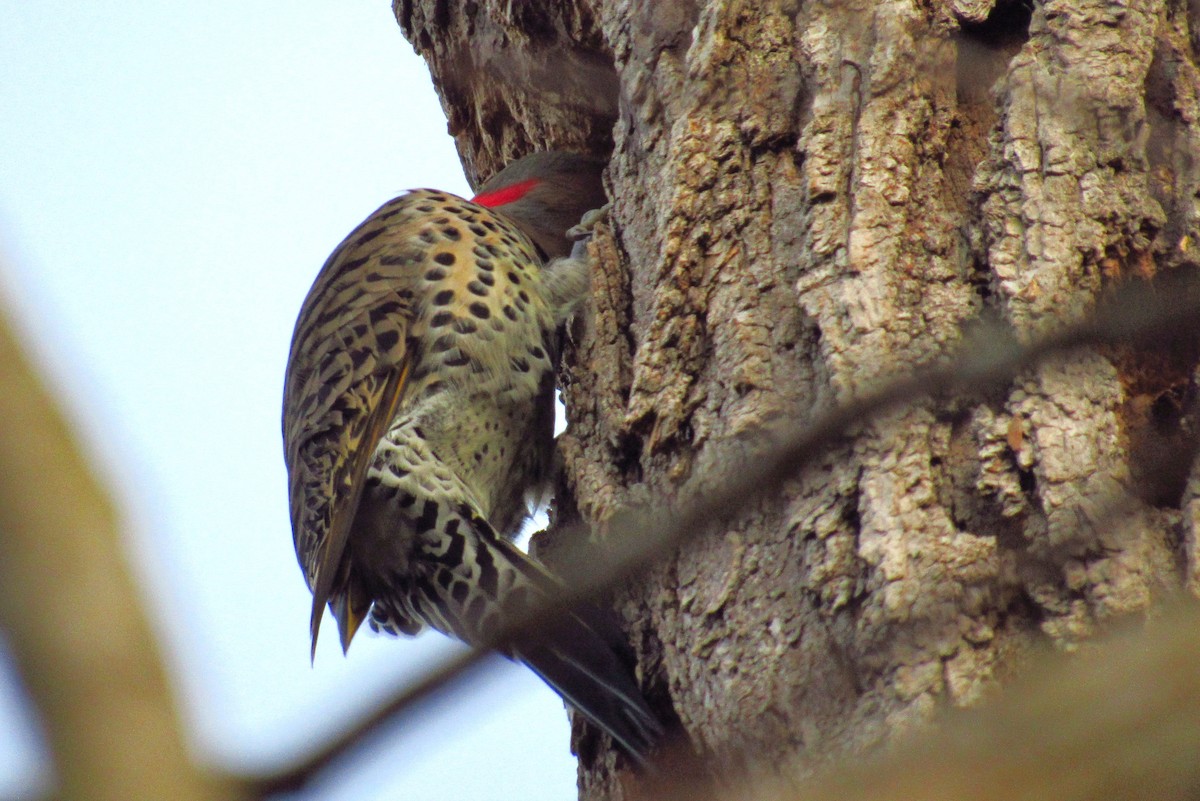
433, 217, 450, 225
453, 318, 477, 335
468, 302, 491, 319
430, 335, 455, 353
478, 272, 495, 287
511, 357, 530, 372
434, 252, 455, 266
419, 230, 436, 244
441, 227, 461, 241
443, 353, 470, 367
481, 220, 498, 232
476, 259, 494, 272
476, 547, 497, 592
424, 267, 447, 281
377, 329, 400, 351
430, 311, 454, 327
433, 289, 455, 305
416, 204, 435, 213
442, 532, 464, 565
467, 281, 488, 297
518, 290, 531, 303
416, 499, 438, 532
528, 345, 545, 359
507, 272, 521, 284
502, 305, 518, 321
469, 225, 487, 237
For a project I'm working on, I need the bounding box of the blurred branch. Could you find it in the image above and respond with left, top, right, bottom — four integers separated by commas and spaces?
637, 601, 1200, 801
250, 272, 1200, 793
778, 601, 1200, 801
0, 301, 238, 801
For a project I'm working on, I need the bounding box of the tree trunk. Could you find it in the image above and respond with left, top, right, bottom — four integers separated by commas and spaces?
394, 0, 1200, 797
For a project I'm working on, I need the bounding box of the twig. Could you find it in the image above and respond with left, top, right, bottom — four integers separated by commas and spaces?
246, 272, 1200, 794
0, 302, 238, 801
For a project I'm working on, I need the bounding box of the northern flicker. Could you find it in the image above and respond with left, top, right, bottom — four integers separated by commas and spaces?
283, 152, 662, 762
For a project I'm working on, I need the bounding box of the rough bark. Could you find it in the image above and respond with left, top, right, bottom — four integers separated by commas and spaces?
395, 0, 1200, 797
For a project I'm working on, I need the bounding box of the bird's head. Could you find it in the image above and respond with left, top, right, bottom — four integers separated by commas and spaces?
472, 151, 607, 259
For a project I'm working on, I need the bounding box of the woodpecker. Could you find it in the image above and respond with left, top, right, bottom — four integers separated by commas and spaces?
283, 152, 662, 762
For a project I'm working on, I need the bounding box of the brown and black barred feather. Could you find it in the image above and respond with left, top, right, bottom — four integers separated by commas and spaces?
284, 196, 421, 653
283, 153, 664, 764
284, 188, 549, 651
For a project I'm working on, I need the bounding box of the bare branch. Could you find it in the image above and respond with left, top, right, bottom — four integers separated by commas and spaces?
0, 300, 240, 801
249, 271, 1200, 792
776, 602, 1200, 801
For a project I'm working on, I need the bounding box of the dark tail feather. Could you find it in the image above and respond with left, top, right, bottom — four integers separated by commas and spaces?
513, 606, 664, 765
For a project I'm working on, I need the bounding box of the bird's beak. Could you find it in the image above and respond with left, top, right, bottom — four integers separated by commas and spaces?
331, 589, 368, 655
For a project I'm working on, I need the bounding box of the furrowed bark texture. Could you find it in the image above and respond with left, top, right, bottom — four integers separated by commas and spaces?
395, 0, 1200, 797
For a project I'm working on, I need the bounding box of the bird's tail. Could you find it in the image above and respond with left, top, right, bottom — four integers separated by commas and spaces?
427, 506, 665, 763
513, 603, 664, 766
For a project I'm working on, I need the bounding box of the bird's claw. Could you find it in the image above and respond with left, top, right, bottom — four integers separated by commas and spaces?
567, 203, 611, 257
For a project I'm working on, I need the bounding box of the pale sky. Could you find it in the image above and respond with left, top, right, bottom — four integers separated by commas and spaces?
0, 3, 578, 799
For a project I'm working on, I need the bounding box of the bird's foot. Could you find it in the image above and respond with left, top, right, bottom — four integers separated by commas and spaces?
567, 203, 611, 260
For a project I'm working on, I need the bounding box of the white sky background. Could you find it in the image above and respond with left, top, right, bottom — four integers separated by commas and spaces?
0, 3, 579, 799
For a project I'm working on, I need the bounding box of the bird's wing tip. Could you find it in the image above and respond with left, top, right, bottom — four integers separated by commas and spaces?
309, 604, 324, 664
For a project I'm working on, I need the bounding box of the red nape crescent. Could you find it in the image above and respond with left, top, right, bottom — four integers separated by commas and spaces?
472, 178, 539, 208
